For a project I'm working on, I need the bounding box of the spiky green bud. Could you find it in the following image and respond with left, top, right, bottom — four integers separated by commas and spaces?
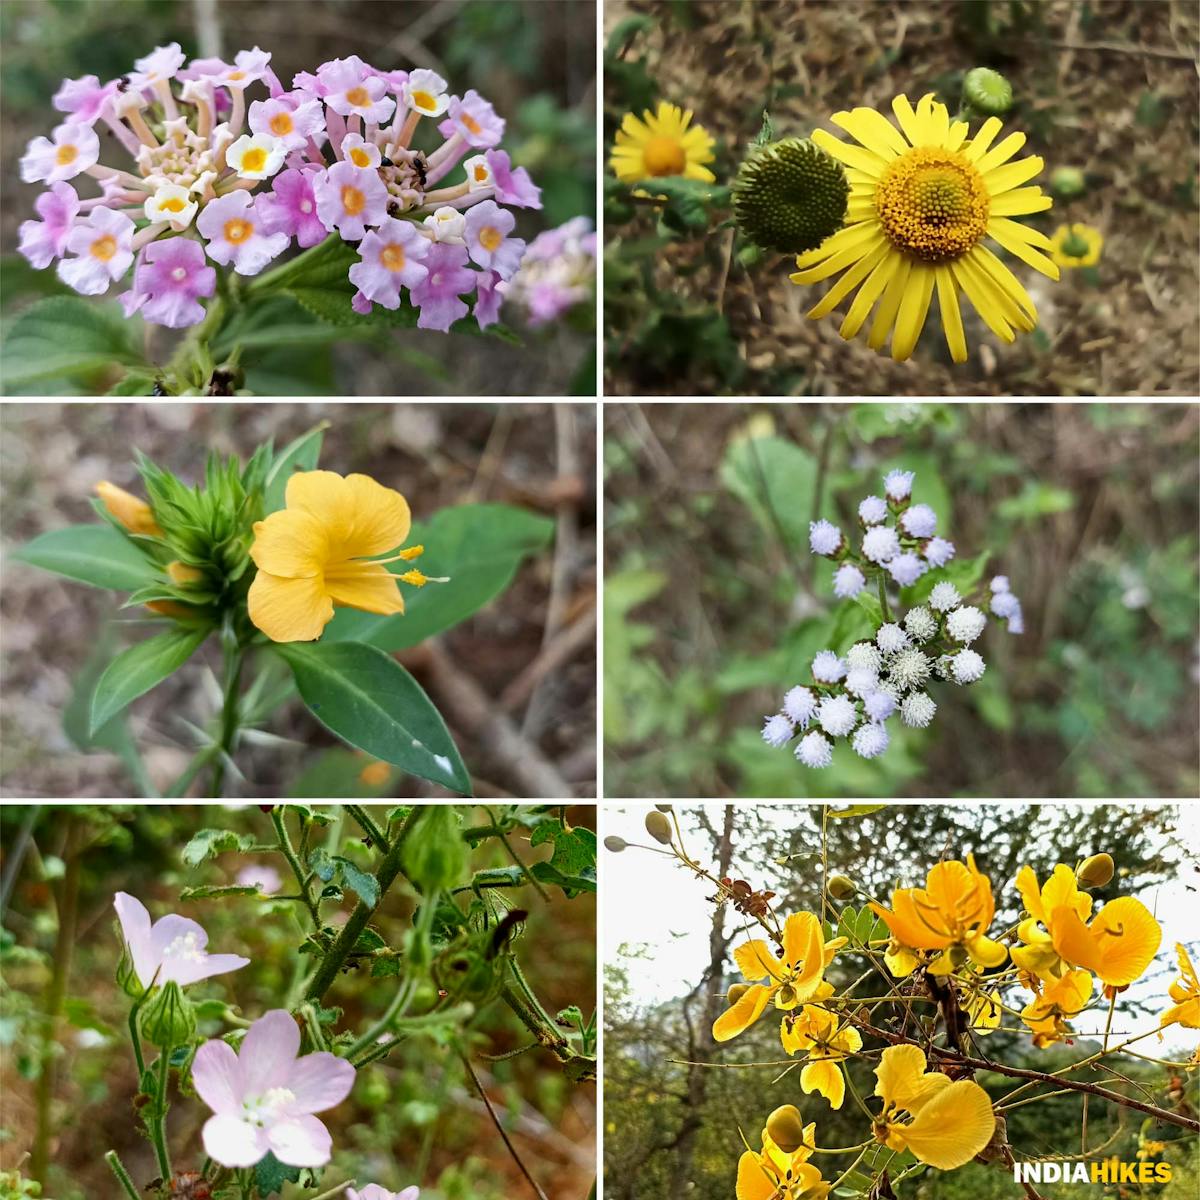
1050, 166, 1086, 199
732, 138, 849, 255
138, 981, 196, 1048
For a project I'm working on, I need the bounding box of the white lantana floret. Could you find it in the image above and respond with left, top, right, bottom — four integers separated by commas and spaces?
946, 605, 987, 644
796, 731, 833, 768
900, 692, 937, 728
929, 581, 962, 612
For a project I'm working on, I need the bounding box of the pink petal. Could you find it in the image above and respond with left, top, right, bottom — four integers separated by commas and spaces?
285, 1051, 356, 1114
113, 892, 155, 987
267, 1113, 332, 1167
397, 1188, 421, 1200
192, 1037, 243, 1114
240, 1009, 300, 1090
149, 912, 208, 958
166, 951, 250, 986
202, 1113, 268, 1168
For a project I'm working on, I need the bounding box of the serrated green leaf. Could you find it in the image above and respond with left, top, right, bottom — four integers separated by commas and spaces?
308, 847, 337, 883
335, 855, 380, 908
1, 297, 144, 387
179, 885, 261, 900
371, 955, 402, 977
181, 829, 256, 867
253, 1151, 303, 1197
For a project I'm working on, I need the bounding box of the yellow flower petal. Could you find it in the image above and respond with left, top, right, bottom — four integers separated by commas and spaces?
805, 240, 889, 319
323, 561, 405, 615
989, 186, 1053, 216
839, 250, 898, 339
895, 1078, 995, 1169
286, 471, 411, 560
890, 261, 935, 361
736, 939, 785, 984
247, 571, 334, 643
713, 982, 773, 1042
987, 219, 1061, 279
970, 245, 1039, 324
735, 1151, 777, 1200
935, 264, 967, 363
790, 229, 885, 285
890, 94, 925, 147
801, 1059, 846, 1109
812, 127, 888, 178
963, 117, 1003, 162
249, 508, 329, 579
866, 254, 912, 349
1050, 896, 1162, 987
974, 131, 1027, 174
96, 480, 162, 536
830, 107, 908, 159
982, 155, 1045, 195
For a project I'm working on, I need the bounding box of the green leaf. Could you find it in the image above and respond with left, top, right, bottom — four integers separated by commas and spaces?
529, 823, 597, 897
253, 1151, 303, 1197
178, 885, 261, 900
264, 422, 328, 514
11, 524, 157, 591
371, 956, 402, 978
719, 435, 817, 556
827, 804, 888, 818
90, 628, 208, 735
323, 504, 553, 649
181, 829, 256, 868
334, 855, 380, 908
0, 297, 144, 388
250, 234, 358, 294
307, 846, 337, 882
902, 550, 990, 607
275, 641, 470, 794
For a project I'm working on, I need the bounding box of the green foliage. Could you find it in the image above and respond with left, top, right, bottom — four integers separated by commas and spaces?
529, 820, 597, 897
180, 828, 257, 867
10, 525, 157, 592
88, 629, 208, 736
252, 1152, 303, 1197
263, 423, 327, 514
276, 642, 471, 794
719, 433, 817, 555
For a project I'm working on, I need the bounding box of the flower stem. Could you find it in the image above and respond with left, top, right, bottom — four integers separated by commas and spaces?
272, 807, 323, 929
210, 633, 244, 798
150, 1040, 172, 1180
877, 572, 892, 622
105, 1150, 141, 1200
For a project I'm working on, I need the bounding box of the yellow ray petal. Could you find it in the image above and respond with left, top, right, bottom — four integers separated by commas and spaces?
794, 219, 879, 267
801, 1059, 846, 1109
736, 939, 785, 983
791, 229, 884, 284
974, 131, 1027, 174
987, 220, 1061, 279
989, 186, 1053, 216
890, 94, 925, 148
935, 264, 967, 363
247, 571, 334, 643
806, 240, 889, 318
891, 262, 935, 361
963, 117, 1003, 162
971, 245, 1040, 322
812, 128, 888, 177
839, 249, 899, 339
983, 155, 1045, 196
951, 257, 1015, 343
831, 107, 908, 159
866, 254, 912, 350
946, 120, 969, 152
713, 982, 773, 1041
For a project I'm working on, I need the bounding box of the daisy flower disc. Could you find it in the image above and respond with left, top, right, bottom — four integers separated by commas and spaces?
610, 101, 716, 184
791, 92, 1059, 363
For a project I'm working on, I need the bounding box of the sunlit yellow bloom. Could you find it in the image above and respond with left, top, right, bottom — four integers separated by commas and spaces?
781, 1004, 863, 1110
792, 93, 1057, 363
963, 986, 1002, 1034
713, 913, 846, 1042
248, 470, 433, 643
96, 480, 162, 536
1049, 222, 1103, 268
872, 1044, 995, 1170
736, 1121, 829, 1200
1012, 863, 1093, 982
869, 855, 1008, 977
1021, 968, 1093, 1048
610, 101, 715, 184
1160, 943, 1200, 1030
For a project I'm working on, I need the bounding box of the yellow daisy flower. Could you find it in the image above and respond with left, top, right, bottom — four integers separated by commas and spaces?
1049, 222, 1104, 268
792, 92, 1059, 363
610, 101, 715, 184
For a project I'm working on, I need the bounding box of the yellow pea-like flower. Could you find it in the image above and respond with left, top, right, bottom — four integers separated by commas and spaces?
1160, 943, 1200, 1030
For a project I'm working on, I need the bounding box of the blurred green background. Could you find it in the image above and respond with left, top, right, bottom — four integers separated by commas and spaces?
0, 804, 596, 1198
1, 0, 596, 395
604, 402, 1200, 799
603, 0, 1199, 396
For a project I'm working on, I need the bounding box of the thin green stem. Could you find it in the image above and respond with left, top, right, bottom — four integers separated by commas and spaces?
104, 1150, 141, 1200
272, 808, 323, 929
346, 804, 390, 853
151, 1041, 172, 1180
210, 636, 245, 798
486, 805, 549, 902
877, 572, 892, 622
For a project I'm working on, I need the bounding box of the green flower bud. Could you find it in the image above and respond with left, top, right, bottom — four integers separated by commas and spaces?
138, 981, 196, 1048
726, 983, 750, 1005
1061, 230, 1091, 258
644, 811, 674, 845
1078, 853, 1114, 889
827, 874, 858, 901
401, 806, 467, 893
732, 137, 849, 254
116, 943, 145, 999
654, 804, 674, 813
1050, 166, 1087, 199
765, 1104, 807, 1153
963, 67, 1013, 116
603, 836, 628, 853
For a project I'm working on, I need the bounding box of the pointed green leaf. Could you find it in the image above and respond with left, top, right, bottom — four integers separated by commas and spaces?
90, 628, 208, 735
1, 296, 144, 387
264, 422, 328, 513
12, 524, 157, 591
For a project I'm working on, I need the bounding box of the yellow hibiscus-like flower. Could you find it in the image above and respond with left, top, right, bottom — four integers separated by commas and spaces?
610, 101, 716, 184
872, 1044, 995, 1170
248, 470, 432, 643
1160, 943, 1200, 1030
713, 913, 846, 1042
869, 855, 1008, 978
792, 93, 1057, 363
781, 1004, 863, 1110
735, 1121, 829, 1200
96, 480, 162, 536
1049, 222, 1103, 268
1021, 968, 1093, 1048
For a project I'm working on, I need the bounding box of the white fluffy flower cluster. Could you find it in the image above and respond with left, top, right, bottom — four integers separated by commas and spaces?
762, 465, 1025, 769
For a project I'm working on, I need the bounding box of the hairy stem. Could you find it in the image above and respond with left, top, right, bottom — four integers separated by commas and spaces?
150, 1040, 173, 1180
104, 1150, 141, 1200
272, 807, 323, 929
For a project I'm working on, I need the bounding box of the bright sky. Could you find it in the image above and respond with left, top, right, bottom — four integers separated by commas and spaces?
601, 802, 1200, 1053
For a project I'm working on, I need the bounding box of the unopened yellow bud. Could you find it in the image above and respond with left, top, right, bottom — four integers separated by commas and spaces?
827, 874, 857, 901
167, 560, 204, 585
726, 983, 750, 1005
96, 480, 162, 536
1078, 853, 1114, 888
644, 811, 673, 845
765, 1104, 807, 1153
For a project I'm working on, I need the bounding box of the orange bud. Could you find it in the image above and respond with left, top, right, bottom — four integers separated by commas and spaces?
96, 480, 161, 536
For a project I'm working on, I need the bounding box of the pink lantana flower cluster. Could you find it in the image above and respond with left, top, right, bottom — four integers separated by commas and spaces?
19, 45, 540, 333
503, 216, 597, 327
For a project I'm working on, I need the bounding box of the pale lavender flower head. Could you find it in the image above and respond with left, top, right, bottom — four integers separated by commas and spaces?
923, 537, 956, 568
346, 1185, 420, 1200
887, 552, 924, 587
53, 74, 122, 124
464, 200, 524, 279
950, 649, 986, 684
248, 94, 325, 151
348, 218, 430, 310
833, 562, 865, 599
761, 713, 793, 748
485, 149, 542, 209
197, 191, 288, 275
817, 695, 857, 737
858, 495, 888, 525
440, 89, 505, 148
809, 519, 842, 556
193, 1009, 355, 1168
811, 650, 845, 682
862, 526, 900, 564
900, 504, 937, 539
57, 206, 134, 295
928, 581, 962, 612
235, 864, 283, 893
783, 685, 816, 725
120, 237, 216, 328
314, 160, 389, 241
946, 605, 987, 644
852, 722, 888, 759
18, 182, 79, 269
256, 167, 327, 248
844, 667, 879, 699
863, 690, 895, 722
883, 469, 914, 500
20, 121, 100, 184
876, 623, 909, 654
410, 243, 476, 331
796, 730, 832, 768
320, 57, 396, 123
114, 891, 249, 989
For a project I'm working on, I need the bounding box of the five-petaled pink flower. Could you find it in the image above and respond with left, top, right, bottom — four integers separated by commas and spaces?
484, 149, 542, 209
114, 891, 249, 988
346, 1187, 420, 1200
18, 181, 80, 269
409, 243, 476, 332
57, 206, 134, 295
121, 237, 216, 329
197, 191, 288, 275
19, 121, 99, 185
439, 89, 504, 149
257, 167, 327, 248
348, 217, 429, 311
314, 160, 389, 242
464, 200, 524, 280
192, 1009, 355, 1168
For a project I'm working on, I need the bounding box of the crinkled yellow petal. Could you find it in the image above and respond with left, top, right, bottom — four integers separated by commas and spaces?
802, 1059, 846, 1109
935, 264, 967, 363
248, 571, 334, 643
713, 982, 773, 1042
982, 155, 1045, 195
286, 471, 412, 561
323, 561, 405, 616
736, 938, 785, 984
811, 127, 887, 177
874, 1043, 928, 1107
831, 107, 908, 159
783, 912, 826, 982
735, 1151, 777, 1200
250, 508, 329, 579
891, 261, 935, 361
896, 1079, 995, 1169
1050, 897, 1162, 987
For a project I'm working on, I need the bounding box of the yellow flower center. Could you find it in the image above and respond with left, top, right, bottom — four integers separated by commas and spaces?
56, 144, 78, 167
875, 147, 989, 263
341, 185, 366, 216
479, 225, 503, 252
346, 86, 371, 108
269, 112, 294, 136
473, 164, 489, 183
349, 147, 370, 168
461, 112, 482, 134
224, 219, 252, 244
161, 197, 186, 213
381, 243, 406, 271
411, 89, 436, 112
241, 147, 268, 173
90, 235, 117, 261
642, 135, 687, 177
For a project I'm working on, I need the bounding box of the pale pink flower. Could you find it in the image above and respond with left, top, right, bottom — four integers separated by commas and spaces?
192, 1009, 355, 1168
113, 891, 249, 989
120, 237, 216, 328
248, 94, 324, 150
484, 149, 541, 209
438, 89, 504, 148
53, 75, 122, 124
215, 48, 273, 91
18, 182, 80, 268
321, 57, 395, 124
464, 200, 524, 280
409, 243, 475, 332
473, 270, 505, 328
314, 160, 388, 241
345, 1187, 420, 1200
235, 864, 284, 893
340, 132, 381, 170
348, 217, 429, 310
257, 167, 326, 247
57, 206, 134, 295
20, 122, 99, 184
403, 69, 449, 118
127, 43, 187, 92
197, 190, 288, 275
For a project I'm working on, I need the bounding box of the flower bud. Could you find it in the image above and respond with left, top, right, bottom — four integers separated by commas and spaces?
1077, 853, 1114, 889
732, 137, 849, 254
96, 480, 162, 536
603, 836, 628, 853
963, 67, 1013, 116
116, 943, 145, 998
654, 804, 674, 813
726, 983, 750, 1005
827, 874, 858, 901
765, 1103, 807, 1153
138, 981, 196, 1048
644, 811, 673, 845
401, 805, 466, 893
1050, 166, 1087, 199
